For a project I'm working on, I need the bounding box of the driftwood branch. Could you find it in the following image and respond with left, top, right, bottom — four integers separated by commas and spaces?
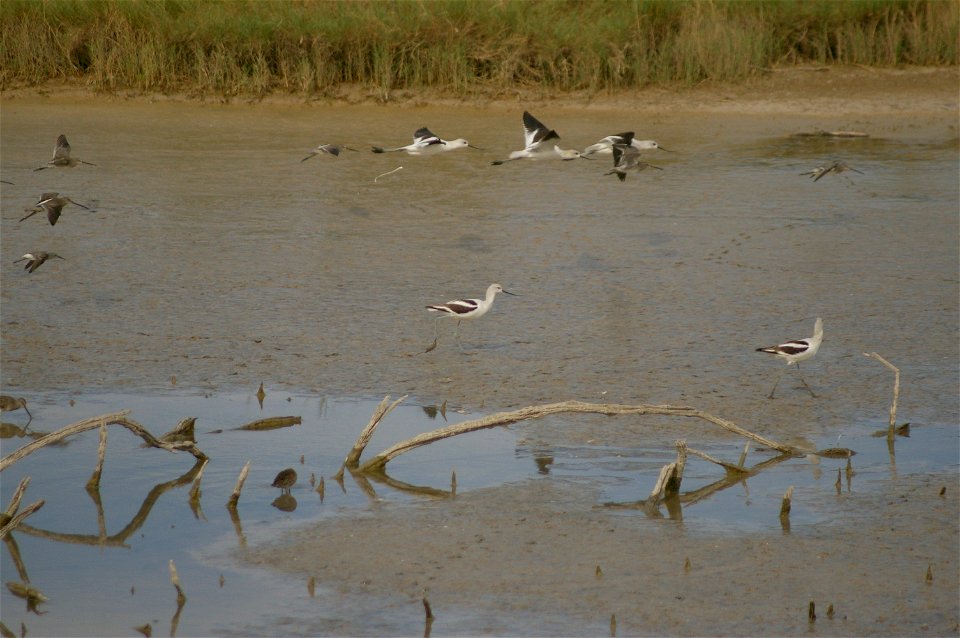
0, 411, 207, 472
0, 500, 45, 540
227, 461, 251, 509
340, 395, 408, 475
863, 352, 900, 439
355, 400, 802, 474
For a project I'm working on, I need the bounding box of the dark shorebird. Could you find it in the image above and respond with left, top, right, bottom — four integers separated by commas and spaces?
0, 395, 33, 424
426, 283, 517, 352
301, 143, 359, 161
272, 468, 297, 493
34, 134, 97, 171
20, 193, 90, 226
13, 252, 65, 273
801, 161, 863, 182
756, 317, 824, 399
605, 144, 663, 182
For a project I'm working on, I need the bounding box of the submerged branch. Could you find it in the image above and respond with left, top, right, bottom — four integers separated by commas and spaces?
356, 400, 801, 474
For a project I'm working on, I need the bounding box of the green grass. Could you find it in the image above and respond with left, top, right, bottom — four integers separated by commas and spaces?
1, 0, 956, 98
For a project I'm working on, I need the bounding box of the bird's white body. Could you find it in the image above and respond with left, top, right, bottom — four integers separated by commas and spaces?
583, 132, 668, 157
757, 317, 824, 366
426, 283, 516, 351
373, 128, 476, 155
757, 317, 824, 398
493, 111, 582, 164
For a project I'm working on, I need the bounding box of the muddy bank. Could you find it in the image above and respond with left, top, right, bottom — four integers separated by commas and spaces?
244, 472, 958, 636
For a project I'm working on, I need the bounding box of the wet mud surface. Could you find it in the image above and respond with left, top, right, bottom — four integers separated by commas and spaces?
2, 67, 958, 635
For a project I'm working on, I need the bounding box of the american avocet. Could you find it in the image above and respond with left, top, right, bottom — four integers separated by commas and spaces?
801, 161, 863, 182
34, 134, 96, 171
582, 132, 670, 157
272, 468, 297, 493
426, 283, 517, 352
301, 143, 359, 161
13, 251, 65, 273
0, 395, 33, 424
756, 317, 824, 398
491, 111, 585, 165
20, 192, 90, 226
372, 127, 479, 155
605, 144, 663, 182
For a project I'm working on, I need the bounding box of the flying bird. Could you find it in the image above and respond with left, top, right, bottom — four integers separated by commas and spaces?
604, 144, 663, 182
20, 193, 90, 226
13, 251, 65, 273
801, 161, 863, 182
301, 143, 359, 161
34, 134, 96, 171
491, 111, 585, 164
582, 131, 670, 157
372, 127, 478, 155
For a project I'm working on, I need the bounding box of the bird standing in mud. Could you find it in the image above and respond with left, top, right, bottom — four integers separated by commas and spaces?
605, 144, 663, 182
13, 252, 65, 273
34, 134, 96, 171
20, 193, 90, 226
272, 468, 297, 493
756, 317, 824, 398
425, 283, 517, 352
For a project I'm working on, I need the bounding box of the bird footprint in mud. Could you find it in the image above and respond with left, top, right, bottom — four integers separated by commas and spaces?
704, 231, 754, 265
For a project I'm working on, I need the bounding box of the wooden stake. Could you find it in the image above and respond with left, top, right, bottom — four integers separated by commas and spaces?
780, 486, 794, 517
227, 461, 251, 509
87, 421, 108, 489
863, 352, 901, 440
808, 600, 816, 622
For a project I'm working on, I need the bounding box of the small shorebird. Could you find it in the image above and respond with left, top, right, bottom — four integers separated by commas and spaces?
372, 127, 479, 155
34, 134, 96, 171
13, 252, 65, 273
301, 143, 359, 161
0, 395, 33, 424
426, 283, 517, 352
756, 317, 824, 398
20, 193, 90, 226
605, 144, 663, 182
801, 161, 863, 182
491, 111, 585, 165
582, 132, 670, 157
272, 468, 297, 493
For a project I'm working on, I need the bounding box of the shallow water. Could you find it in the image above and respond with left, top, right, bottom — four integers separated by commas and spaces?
1, 97, 957, 635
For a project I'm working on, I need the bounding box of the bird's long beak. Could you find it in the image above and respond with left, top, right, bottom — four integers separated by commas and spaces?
468, 144, 485, 150
578, 155, 594, 160
657, 146, 673, 152
502, 289, 518, 296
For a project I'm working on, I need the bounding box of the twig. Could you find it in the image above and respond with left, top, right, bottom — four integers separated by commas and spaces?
0, 411, 206, 471
374, 166, 403, 182
226, 461, 251, 509
0, 500, 45, 540
863, 352, 900, 439
87, 421, 109, 489
1, 478, 30, 527
356, 400, 800, 474
342, 395, 408, 471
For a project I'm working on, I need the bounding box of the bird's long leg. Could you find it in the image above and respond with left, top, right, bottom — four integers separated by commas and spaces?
454, 320, 465, 352
767, 368, 785, 399
796, 363, 817, 398
425, 318, 441, 353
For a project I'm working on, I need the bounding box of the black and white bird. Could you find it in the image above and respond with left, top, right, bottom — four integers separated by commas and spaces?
801, 161, 863, 182
372, 127, 478, 155
34, 134, 96, 171
756, 317, 824, 398
491, 111, 584, 164
20, 192, 90, 226
425, 283, 516, 352
605, 144, 663, 182
13, 251, 65, 273
300, 143, 359, 161
582, 131, 670, 157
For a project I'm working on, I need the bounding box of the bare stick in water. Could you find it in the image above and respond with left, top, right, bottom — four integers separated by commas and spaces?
227, 461, 251, 509
863, 352, 901, 440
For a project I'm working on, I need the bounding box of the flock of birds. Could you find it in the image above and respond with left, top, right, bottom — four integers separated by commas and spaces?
4, 109, 852, 425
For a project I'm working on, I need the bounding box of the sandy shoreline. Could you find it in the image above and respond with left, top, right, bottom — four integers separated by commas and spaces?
3, 66, 957, 116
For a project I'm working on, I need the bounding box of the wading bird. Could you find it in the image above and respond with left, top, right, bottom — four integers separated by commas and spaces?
372, 127, 479, 155
0, 395, 33, 424
426, 283, 517, 352
13, 252, 65, 273
20, 193, 89, 226
801, 161, 863, 182
491, 111, 585, 165
272, 468, 297, 493
756, 317, 824, 399
605, 144, 663, 182
34, 134, 96, 171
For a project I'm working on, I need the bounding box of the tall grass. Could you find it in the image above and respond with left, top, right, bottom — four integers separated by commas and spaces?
1, 0, 956, 98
